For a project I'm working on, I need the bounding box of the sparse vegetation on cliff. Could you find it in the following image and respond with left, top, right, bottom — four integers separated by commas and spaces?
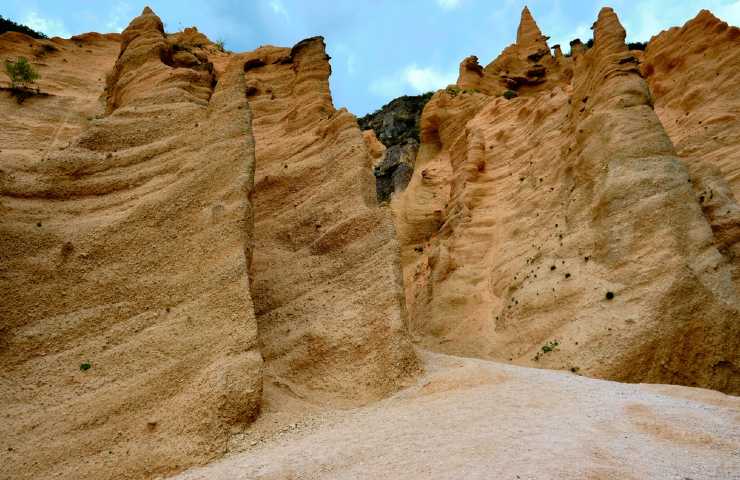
4, 57, 41, 103
5, 57, 39, 88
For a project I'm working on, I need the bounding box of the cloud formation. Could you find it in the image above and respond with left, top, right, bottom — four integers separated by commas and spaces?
22, 11, 70, 38
371, 64, 457, 97
269, 0, 290, 21
437, 0, 462, 9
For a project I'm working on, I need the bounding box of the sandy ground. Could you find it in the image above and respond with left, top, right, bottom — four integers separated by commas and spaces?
170, 350, 740, 480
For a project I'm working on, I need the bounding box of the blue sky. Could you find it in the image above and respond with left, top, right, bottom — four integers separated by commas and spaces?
3, 1, 739, 115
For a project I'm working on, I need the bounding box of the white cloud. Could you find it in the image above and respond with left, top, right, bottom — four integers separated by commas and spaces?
437, 0, 462, 10
105, 2, 132, 33
715, 0, 740, 25
269, 0, 290, 20
370, 64, 456, 98
548, 23, 591, 53
403, 65, 457, 92
22, 11, 70, 38
333, 43, 358, 76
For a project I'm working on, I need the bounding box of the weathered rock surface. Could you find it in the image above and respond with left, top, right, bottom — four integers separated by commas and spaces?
394, 7, 740, 394
1, 5, 739, 480
642, 10, 740, 270
458, 7, 572, 96
358, 92, 432, 147
241, 37, 418, 407
643, 10, 740, 197
373, 141, 418, 203
1, 8, 261, 479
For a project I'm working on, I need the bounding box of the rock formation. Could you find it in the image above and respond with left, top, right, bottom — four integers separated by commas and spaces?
641, 11, 740, 269
1, 4, 739, 480
393, 7, 740, 394
457, 6, 572, 96
240, 37, 418, 406
0, 8, 261, 479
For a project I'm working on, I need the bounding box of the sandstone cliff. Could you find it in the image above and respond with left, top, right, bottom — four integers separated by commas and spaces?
1, 5, 739, 480
1, 7, 417, 480
393, 7, 740, 394
1, 8, 261, 479
642, 10, 740, 269
241, 37, 417, 407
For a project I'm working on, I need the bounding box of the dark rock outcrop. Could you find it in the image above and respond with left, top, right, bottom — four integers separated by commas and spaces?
359, 93, 432, 201
358, 92, 433, 147
373, 142, 418, 202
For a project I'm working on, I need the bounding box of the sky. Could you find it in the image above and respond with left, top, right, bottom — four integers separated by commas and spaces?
3, 1, 740, 115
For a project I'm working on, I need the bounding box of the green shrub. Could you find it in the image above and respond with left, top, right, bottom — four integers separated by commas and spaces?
503, 90, 517, 100
4, 57, 39, 89
541, 340, 559, 353
215, 39, 225, 52
533, 340, 559, 361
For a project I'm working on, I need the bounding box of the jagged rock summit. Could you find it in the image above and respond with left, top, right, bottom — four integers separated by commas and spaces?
1, 4, 739, 480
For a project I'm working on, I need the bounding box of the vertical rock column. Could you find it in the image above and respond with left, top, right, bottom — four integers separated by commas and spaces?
0, 7, 262, 479
243, 37, 419, 406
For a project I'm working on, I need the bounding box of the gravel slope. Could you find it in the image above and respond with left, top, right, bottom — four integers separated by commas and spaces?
171, 350, 740, 480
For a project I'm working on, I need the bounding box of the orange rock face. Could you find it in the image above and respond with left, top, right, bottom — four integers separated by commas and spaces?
643, 10, 740, 195
642, 10, 740, 270
457, 7, 572, 96
1, 4, 739, 480
1, 8, 261, 480
395, 7, 739, 394
1, 8, 417, 480
241, 38, 418, 406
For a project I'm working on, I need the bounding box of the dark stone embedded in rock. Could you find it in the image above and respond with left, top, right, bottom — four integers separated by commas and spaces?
373, 141, 418, 202
360, 92, 432, 202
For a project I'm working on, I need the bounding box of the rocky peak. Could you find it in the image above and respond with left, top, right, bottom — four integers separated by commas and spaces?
119, 6, 164, 52
592, 7, 628, 54
457, 55, 485, 90
452, 6, 572, 95
516, 6, 548, 48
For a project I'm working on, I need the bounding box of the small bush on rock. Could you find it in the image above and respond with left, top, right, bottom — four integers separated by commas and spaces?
5, 57, 39, 88
4, 57, 40, 103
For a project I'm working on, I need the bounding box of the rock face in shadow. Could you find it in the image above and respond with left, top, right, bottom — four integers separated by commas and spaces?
394, 7, 740, 393
373, 142, 418, 203
241, 37, 419, 407
0, 8, 261, 480
358, 93, 433, 147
